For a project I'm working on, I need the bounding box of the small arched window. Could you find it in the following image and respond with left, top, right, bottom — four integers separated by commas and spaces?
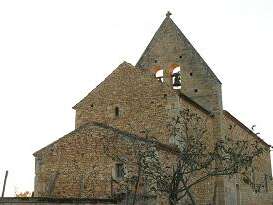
115, 163, 125, 178
112, 159, 128, 181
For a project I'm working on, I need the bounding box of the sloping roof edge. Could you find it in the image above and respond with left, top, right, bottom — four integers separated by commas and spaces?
177, 91, 212, 117
72, 61, 134, 110
172, 19, 221, 84
135, 17, 167, 69
136, 16, 221, 84
33, 121, 180, 157
223, 110, 271, 148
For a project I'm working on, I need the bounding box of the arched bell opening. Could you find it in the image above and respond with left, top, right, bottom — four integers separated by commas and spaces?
155, 69, 164, 83
170, 65, 181, 89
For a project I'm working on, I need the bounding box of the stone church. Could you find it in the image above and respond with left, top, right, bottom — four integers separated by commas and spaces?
33, 13, 273, 205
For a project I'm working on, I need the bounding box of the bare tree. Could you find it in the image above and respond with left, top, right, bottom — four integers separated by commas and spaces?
138, 109, 268, 205
102, 109, 268, 205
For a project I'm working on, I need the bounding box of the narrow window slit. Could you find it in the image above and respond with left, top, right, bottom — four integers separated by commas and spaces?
115, 107, 120, 117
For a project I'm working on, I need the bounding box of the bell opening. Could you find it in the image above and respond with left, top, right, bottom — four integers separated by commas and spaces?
172, 66, 181, 89
155, 69, 164, 83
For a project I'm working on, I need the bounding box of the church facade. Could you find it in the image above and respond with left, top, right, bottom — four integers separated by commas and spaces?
33, 13, 273, 205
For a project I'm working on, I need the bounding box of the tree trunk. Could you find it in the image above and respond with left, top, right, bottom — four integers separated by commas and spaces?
181, 175, 196, 205
185, 189, 196, 205
169, 197, 177, 205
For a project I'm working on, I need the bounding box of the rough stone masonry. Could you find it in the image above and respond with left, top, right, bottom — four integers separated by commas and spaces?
32, 12, 273, 205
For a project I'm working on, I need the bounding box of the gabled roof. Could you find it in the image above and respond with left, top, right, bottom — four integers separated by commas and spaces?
136, 13, 221, 84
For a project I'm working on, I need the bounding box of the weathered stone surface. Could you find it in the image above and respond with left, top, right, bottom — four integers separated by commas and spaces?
0, 196, 158, 205
33, 14, 273, 205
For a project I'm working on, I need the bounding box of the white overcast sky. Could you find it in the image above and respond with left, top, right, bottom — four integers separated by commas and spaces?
0, 0, 273, 196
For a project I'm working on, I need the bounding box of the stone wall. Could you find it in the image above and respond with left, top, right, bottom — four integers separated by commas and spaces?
72, 16, 226, 203
0, 196, 157, 205
135, 15, 225, 204
0, 198, 118, 205
135, 15, 221, 113
73, 62, 213, 145
34, 61, 273, 204
33, 117, 217, 204
223, 111, 273, 205
33, 122, 183, 200
33, 108, 273, 204
33, 15, 273, 205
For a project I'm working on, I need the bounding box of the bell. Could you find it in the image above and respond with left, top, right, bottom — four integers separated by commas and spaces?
172, 72, 181, 86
